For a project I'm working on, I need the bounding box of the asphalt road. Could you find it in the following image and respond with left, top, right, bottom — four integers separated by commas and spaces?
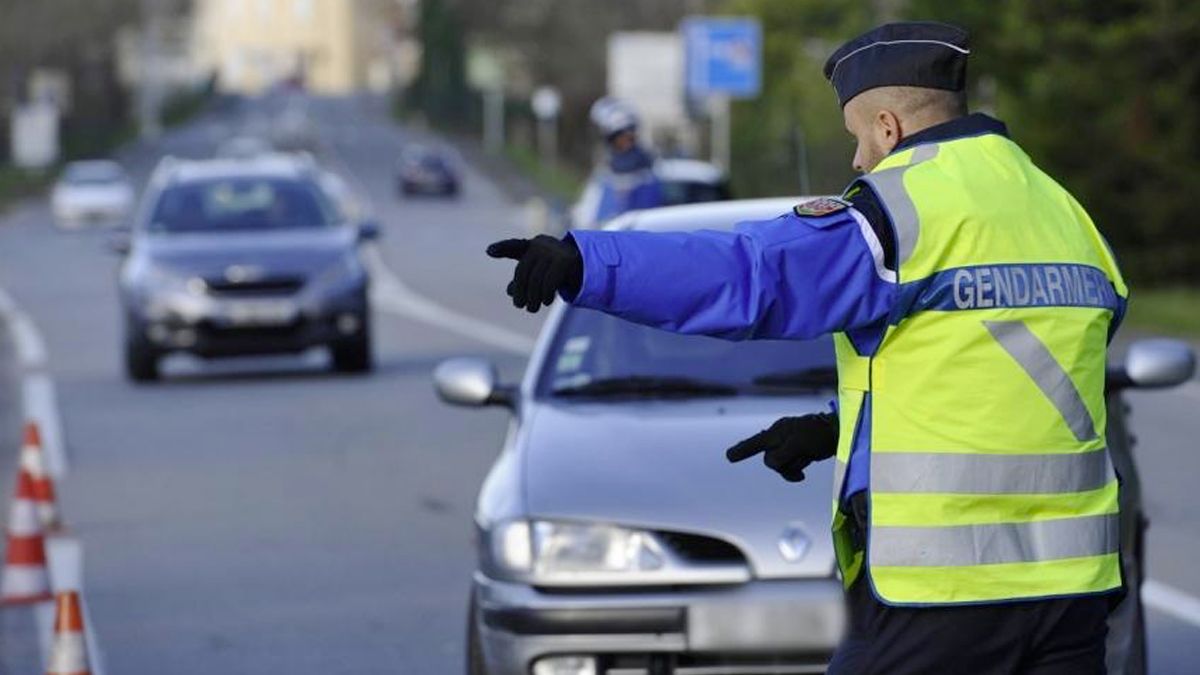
0, 95, 1197, 673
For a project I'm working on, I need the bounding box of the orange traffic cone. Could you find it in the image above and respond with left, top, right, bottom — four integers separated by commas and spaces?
0, 469, 53, 604
46, 590, 91, 675
21, 422, 61, 531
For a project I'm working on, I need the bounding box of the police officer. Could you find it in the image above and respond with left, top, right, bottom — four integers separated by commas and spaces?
582, 97, 664, 226
488, 22, 1125, 674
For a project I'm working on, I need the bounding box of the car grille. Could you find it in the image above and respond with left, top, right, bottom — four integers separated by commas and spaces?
204, 277, 305, 296
656, 531, 746, 564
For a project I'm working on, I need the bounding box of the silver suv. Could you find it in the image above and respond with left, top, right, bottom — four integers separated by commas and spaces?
435, 198, 1195, 675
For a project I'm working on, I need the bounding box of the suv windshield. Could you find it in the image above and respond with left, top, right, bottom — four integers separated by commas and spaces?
64, 163, 124, 185
538, 307, 836, 399
148, 177, 335, 233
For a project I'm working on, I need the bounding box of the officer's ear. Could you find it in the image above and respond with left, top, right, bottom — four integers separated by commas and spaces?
875, 108, 903, 155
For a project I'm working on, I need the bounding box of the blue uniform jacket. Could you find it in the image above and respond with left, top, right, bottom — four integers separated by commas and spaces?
594, 146, 665, 223
565, 186, 900, 510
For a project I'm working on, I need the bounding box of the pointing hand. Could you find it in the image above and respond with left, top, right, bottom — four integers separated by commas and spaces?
725, 413, 839, 482
486, 235, 583, 313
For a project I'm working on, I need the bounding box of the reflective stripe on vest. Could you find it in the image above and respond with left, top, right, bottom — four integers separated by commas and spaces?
833, 133, 1127, 605
870, 447, 1114, 494
871, 512, 1119, 567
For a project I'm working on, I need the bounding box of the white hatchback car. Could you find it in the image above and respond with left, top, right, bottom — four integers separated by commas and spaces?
51, 160, 134, 228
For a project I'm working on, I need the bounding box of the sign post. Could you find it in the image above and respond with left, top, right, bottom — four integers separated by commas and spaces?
530, 86, 562, 169
682, 17, 762, 170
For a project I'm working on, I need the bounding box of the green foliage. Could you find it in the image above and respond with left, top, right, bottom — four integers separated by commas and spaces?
905, 0, 1200, 285
408, 0, 471, 129
727, 0, 1200, 285
1123, 288, 1200, 337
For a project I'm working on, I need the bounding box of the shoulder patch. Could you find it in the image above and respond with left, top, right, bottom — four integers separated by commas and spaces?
793, 196, 850, 217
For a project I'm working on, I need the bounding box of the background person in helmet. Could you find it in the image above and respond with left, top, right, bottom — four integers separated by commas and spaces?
587, 97, 664, 224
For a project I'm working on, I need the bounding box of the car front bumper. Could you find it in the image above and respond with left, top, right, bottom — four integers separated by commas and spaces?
474, 572, 844, 675
128, 288, 368, 357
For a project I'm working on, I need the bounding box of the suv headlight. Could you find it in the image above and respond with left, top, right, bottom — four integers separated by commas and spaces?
485, 519, 676, 585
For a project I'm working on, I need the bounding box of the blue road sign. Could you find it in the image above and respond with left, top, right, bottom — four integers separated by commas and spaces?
683, 17, 762, 99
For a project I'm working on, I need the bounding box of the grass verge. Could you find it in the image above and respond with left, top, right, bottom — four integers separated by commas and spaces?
0, 166, 54, 211
503, 144, 584, 203
1124, 287, 1200, 338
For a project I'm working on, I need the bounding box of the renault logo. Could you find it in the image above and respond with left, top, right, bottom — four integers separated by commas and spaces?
224, 264, 265, 284
778, 523, 811, 563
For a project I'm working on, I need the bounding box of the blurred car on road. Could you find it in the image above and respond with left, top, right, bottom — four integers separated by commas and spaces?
214, 135, 274, 160
116, 154, 378, 381
435, 198, 1195, 675
51, 160, 134, 229
570, 158, 729, 230
397, 145, 461, 197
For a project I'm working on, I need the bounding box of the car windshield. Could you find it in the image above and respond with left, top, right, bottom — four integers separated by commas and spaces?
538, 307, 836, 399
64, 163, 124, 185
148, 177, 336, 233
660, 180, 731, 206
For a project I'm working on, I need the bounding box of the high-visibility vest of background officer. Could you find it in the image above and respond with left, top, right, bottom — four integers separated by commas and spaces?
488, 21, 1126, 675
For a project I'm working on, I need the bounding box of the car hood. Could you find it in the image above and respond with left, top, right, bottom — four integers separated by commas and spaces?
139, 228, 355, 278
521, 396, 837, 579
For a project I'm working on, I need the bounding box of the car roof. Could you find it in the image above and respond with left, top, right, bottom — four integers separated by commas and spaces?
604, 197, 810, 233
154, 154, 317, 184
655, 158, 726, 184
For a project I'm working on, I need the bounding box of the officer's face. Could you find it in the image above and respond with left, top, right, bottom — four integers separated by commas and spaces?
844, 96, 902, 173
608, 131, 636, 153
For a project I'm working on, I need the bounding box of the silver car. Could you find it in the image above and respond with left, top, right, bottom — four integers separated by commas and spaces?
435, 199, 1195, 675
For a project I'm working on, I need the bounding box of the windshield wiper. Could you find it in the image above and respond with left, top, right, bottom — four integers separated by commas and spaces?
553, 376, 739, 399
750, 366, 838, 390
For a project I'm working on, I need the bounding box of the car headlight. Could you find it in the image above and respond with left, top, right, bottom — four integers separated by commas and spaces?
486, 519, 667, 584
144, 264, 207, 296
140, 265, 209, 321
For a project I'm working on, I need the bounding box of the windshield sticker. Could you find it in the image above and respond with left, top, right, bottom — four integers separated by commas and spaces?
556, 352, 584, 373
563, 336, 591, 353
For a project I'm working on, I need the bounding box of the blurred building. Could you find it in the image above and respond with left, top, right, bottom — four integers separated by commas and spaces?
192, 0, 401, 95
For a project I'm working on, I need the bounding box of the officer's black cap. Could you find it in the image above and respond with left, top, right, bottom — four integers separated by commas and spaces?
823, 22, 970, 108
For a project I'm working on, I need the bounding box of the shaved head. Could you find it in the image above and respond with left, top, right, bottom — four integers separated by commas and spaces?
843, 86, 967, 172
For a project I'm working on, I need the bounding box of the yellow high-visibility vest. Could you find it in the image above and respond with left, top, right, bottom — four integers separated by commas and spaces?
831, 131, 1128, 605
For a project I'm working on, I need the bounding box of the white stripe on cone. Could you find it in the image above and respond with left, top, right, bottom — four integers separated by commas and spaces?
47, 631, 88, 674
8, 498, 41, 536
20, 446, 48, 478
0, 564, 50, 598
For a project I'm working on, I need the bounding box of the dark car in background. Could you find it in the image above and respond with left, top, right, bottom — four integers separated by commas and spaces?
397, 145, 461, 197
116, 155, 378, 381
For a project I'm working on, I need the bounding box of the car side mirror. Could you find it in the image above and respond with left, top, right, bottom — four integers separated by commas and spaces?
358, 220, 380, 241
1109, 338, 1196, 391
432, 357, 515, 408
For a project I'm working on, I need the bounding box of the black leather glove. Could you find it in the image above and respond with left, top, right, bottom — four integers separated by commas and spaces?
486, 235, 583, 313
725, 413, 839, 482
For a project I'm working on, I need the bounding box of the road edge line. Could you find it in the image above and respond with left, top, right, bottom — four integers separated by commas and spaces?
0, 287, 66, 478
363, 246, 536, 356
1144, 578, 1200, 628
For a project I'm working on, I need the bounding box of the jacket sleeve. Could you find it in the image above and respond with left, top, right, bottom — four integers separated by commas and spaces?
565, 208, 896, 340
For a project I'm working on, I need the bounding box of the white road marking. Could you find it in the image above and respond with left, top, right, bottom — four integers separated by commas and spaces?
9, 314, 47, 368
1144, 579, 1200, 628
1177, 380, 1200, 404
363, 246, 536, 355
21, 374, 67, 479
314, 121, 537, 357
0, 287, 67, 478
